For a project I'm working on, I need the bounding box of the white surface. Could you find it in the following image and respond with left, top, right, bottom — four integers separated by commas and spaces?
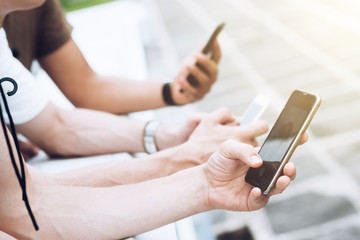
136, 224, 178, 240
66, 0, 154, 121
66, 0, 148, 79
28, 151, 133, 173
29, 1, 197, 239
176, 217, 198, 240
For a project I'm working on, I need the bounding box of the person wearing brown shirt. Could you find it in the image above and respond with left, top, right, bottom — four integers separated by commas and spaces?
4, 0, 221, 113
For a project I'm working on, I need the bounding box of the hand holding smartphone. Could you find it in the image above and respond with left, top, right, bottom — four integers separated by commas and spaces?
245, 89, 321, 195
185, 22, 225, 88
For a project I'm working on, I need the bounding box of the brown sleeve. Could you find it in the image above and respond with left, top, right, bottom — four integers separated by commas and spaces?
36, 0, 73, 58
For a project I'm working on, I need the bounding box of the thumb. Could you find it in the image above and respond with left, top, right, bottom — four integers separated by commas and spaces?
186, 112, 207, 126
184, 112, 206, 135
218, 140, 263, 168
205, 108, 236, 125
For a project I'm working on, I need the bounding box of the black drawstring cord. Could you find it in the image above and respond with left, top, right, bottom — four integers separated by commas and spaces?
0, 77, 39, 231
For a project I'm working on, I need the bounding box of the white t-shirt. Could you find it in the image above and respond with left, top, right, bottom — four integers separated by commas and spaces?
0, 28, 49, 124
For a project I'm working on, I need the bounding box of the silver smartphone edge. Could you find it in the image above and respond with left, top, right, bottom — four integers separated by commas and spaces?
263, 92, 321, 195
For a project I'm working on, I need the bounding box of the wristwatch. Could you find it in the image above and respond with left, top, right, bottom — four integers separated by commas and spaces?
162, 82, 177, 105
143, 120, 160, 154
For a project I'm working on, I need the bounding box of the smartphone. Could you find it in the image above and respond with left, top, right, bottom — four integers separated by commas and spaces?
245, 89, 321, 195
186, 23, 226, 88
202, 22, 226, 57
239, 94, 270, 125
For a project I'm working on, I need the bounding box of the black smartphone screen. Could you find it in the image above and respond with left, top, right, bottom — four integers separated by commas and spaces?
245, 91, 318, 192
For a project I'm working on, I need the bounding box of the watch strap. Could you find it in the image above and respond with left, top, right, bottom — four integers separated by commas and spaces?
143, 120, 160, 154
162, 82, 177, 106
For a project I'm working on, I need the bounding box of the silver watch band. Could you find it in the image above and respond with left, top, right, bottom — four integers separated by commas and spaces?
143, 120, 160, 154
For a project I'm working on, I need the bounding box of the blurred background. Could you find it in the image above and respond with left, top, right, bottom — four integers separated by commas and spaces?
59, 0, 360, 239
60, 0, 115, 11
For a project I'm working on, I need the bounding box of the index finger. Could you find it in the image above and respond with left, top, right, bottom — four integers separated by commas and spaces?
298, 133, 308, 145
239, 120, 269, 138
204, 108, 236, 125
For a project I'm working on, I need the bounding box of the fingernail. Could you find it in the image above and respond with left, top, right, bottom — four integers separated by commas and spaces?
250, 155, 262, 164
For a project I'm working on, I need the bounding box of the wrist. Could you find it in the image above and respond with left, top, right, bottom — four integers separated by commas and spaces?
170, 145, 216, 212
158, 143, 194, 174
174, 165, 209, 213
199, 163, 217, 211
155, 124, 183, 151
152, 142, 206, 177
179, 140, 213, 166
195, 165, 211, 212
168, 142, 206, 171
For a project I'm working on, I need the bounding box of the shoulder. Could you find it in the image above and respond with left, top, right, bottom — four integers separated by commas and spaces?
42, 0, 65, 14
37, 0, 73, 58
0, 29, 18, 73
0, 29, 49, 125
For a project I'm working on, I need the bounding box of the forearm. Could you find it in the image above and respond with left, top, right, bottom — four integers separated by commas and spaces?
52, 109, 146, 156
2, 144, 207, 239
71, 75, 167, 114
40, 38, 220, 114
18, 103, 147, 156
25, 167, 206, 239
18, 102, 188, 157
39, 40, 169, 114
46, 144, 192, 187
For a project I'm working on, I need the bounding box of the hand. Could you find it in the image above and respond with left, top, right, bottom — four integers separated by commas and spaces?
155, 113, 204, 150
202, 140, 297, 212
175, 108, 269, 168
171, 40, 221, 105
189, 108, 268, 146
